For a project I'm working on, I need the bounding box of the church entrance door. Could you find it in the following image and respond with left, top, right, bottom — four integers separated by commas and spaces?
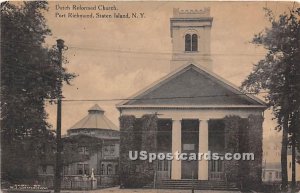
181, 120, 199, 179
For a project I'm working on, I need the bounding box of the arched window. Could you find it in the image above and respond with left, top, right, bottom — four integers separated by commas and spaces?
185, 33, 198, 52
101, 164, 105, 175
115, 164, 119, 174
107, 164, 113, 175
192, 34, 198, 51
77, 163, 89, 175
185, 34, 191, 51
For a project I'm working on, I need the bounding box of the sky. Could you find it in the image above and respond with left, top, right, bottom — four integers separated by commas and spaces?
43, 1, 295, 151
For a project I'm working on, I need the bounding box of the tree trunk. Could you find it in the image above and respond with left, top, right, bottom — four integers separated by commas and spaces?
291, 133, 296, 193
281, 118, 288, 192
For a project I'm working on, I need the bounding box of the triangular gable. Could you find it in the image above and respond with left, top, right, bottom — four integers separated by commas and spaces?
117, 64, 266, 107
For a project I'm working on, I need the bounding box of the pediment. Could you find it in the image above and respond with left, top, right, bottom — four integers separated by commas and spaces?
118, 64, 265, 107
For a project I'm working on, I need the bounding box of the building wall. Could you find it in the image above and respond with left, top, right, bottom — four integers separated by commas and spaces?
263, 143, 281, 163
171, 26, 212, 70
63, 150, 101, 176
263, 132, 300, 183
38, 138, 120, 188
262, 169, 281, 183
102, 143, 119, 159
62, 143, 120, 176
287, 155, 300, 182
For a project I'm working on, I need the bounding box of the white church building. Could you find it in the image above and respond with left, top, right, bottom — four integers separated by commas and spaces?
117, 8, 266, 190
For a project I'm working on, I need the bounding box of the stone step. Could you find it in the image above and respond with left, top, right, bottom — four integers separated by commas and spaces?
160, 184, 234, 187
159, 187, 239, 191
158, 186, 238, 190
157, 180, 238, 191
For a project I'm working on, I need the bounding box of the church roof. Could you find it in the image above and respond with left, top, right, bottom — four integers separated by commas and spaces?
117, 64, 266, 109
69, 104, 118, 130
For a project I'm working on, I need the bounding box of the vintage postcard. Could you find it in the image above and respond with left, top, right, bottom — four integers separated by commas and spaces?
1, 1, 299, 193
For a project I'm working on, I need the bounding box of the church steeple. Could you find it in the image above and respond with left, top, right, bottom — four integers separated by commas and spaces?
170, 8, 213, 71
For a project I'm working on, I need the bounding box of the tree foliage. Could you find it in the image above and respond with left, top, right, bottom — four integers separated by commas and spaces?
62, 135, 102, 165
241, 7, 300, 190
119, 115, 136, 187
224, 115, 263, 191
119, 114, 157, 188
242, 7, 300, 131
1, 1, 76, 182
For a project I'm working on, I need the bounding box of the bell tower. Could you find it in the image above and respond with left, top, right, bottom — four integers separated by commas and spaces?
170, 8, 213, 71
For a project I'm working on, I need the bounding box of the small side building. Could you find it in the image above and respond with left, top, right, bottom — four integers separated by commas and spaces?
262, 130, 300, 184
38, 104, 120, 189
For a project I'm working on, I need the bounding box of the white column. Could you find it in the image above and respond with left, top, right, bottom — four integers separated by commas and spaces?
198, 119, 209, 180
171, 119, 181, 180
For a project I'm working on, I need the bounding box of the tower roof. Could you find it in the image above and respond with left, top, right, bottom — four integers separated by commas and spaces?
69, 104, 118, 131
88, 104, 104, 113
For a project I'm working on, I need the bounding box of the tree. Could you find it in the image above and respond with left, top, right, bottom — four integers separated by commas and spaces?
241, 6, 300, 192
1, 1, 76, 183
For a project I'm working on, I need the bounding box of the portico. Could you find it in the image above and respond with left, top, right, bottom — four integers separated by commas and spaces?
118, 104, 263, 181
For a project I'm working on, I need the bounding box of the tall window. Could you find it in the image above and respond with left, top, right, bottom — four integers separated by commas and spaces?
192, 34, 198, 51
185, 34, 191, 51
275, 171, 279, 179
77, 163, 89, 175
42, 165, 47, 173
101, 164, 105, 175
115, 164, 119, 174
185, 34, 198, 51
107, 164, 113, 175
109, 145, 115, 154
210, 160, 223, 172
78, 146, 89, 155
78, 164, 83, 175
158, 160, 169, 171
